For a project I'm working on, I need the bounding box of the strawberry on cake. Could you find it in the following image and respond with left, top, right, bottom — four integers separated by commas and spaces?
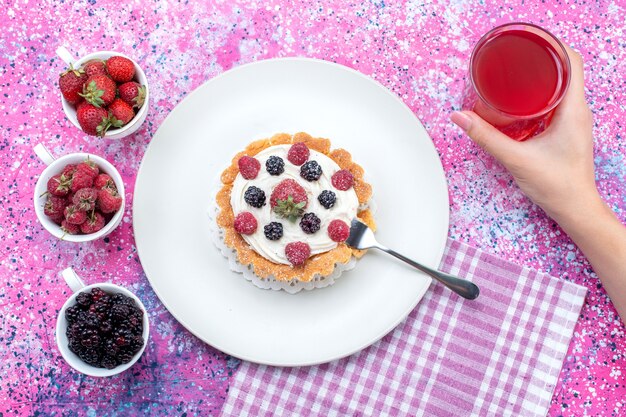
213, 132, 375, 290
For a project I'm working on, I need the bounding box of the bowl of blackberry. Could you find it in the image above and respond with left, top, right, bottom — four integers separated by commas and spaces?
56, 268, 150, 377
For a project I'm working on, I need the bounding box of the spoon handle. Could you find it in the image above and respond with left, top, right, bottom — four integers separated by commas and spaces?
381, 247, 480, 300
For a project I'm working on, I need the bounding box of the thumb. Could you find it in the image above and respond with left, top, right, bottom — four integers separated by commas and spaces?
450, 111, 521, 165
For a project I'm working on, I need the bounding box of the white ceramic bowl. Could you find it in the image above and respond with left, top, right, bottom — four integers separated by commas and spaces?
57, 46, 150, 140
56, 268, 150, 377
33, 144, 125, 242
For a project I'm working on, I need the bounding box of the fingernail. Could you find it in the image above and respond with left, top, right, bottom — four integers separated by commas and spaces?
451, 111, 472, 131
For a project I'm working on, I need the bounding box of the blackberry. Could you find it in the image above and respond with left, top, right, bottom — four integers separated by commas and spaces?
300, 213, 321, 234
101, 355, 118, 370
244, 186, 266, 208
129, 335, 145, 352
263, 222, 283, 240
114, 328, 133, 347
124, 316, 143, 334
68, 338, 82, 354
66, 322, 83, 339
79, 349, 100, 367
110, 304, 130, 321
111, 293, 126, 304
90, 287, 107, 302
65, 288, 146, 369
103, 339, 120, 357
80, 329, 101, 348
99, 319, 113, 335
65, 305, 81, 323
265, 156, 285, 175
82, 312, 100, 329
75, 292, 92, 309
317, 190, 336, 209
117, 348, 135, 364
300, 160, 322, 181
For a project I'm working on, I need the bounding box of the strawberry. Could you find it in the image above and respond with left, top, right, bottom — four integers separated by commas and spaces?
79, 74, 117, 107
94, 173, 115, 190
72, 188, 99, 211
287, 142, 310, 166
46, 174, 71, 197
97, 188, 122, 213
59, 64, 88, 105
118, 81, 146, 109
270, 180, 308, 222
331, 170, 354, 191
61, 220, 80, 235
76, 160, 99, 179
108, 98, 135, 126
106, 56, 135, 83
233, 212, 257, 235
80, 211, 105, 234
44, 195, 69, 218
270, 179, 308, 206
237, 156, 261, 180
76, 101, 109, 136
64, 205, 87, 225
82, 59, 107, 77
70, 169, 94, 193
327, 219, 350, 242
285, 242, 311, 266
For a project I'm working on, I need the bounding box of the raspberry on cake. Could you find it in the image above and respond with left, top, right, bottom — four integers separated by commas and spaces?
215, 132, 375, 285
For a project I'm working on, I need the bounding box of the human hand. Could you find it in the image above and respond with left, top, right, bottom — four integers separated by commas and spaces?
451, 44, 601, 221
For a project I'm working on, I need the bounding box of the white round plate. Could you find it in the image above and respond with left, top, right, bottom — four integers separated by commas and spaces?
133, 58, 449, 366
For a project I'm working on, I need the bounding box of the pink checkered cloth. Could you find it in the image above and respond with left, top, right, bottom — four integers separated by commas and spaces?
220, 239, 587, 417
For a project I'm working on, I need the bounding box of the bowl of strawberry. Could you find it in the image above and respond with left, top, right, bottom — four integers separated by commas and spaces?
34, 146, 125, 242
57, 47, 149, 139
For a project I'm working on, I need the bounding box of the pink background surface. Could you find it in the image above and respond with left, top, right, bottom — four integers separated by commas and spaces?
1, 0, 624, 416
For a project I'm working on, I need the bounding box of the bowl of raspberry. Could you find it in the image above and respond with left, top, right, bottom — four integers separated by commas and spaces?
56, 46, 149, 140
56, 268, 150, 377
33, 144, 125, 242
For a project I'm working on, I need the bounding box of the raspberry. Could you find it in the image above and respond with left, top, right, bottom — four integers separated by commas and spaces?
70, 170, 94, 193
285, 242, 311, 266
47, 174, 71, 197
270, 179, 308, 208
76, 161, 99, 179
94, 173, 116, 190
265, 155, 285, 175
287, 142, 309, 166
80, 212, 106, 234
62, 164, 77, 179
244, 186, 266, 208
328, 219, 350, 242
72, 188, 99, 211
64, 205, 87, 225
300, 160, 322, 181
98, 188, 123, 213
299, 212, 321, 234
238, 156, 260, 180
317, 190, 336, 209
44, 195, 69, 218
61, 220, 80, 235
234, 212, 257, 235
263, 222, 283, 241
331, 170, 354, 191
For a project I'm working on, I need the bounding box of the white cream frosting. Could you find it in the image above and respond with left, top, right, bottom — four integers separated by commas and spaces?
231, 144, 359, 265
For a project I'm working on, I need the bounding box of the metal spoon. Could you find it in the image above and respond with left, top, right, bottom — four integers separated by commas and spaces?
345, 219, 480, 300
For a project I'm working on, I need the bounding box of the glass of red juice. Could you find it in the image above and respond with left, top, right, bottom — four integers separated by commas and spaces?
462, 23, 571, 141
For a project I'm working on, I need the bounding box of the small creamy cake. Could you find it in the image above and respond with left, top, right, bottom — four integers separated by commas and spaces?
216, 132, 375, 283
